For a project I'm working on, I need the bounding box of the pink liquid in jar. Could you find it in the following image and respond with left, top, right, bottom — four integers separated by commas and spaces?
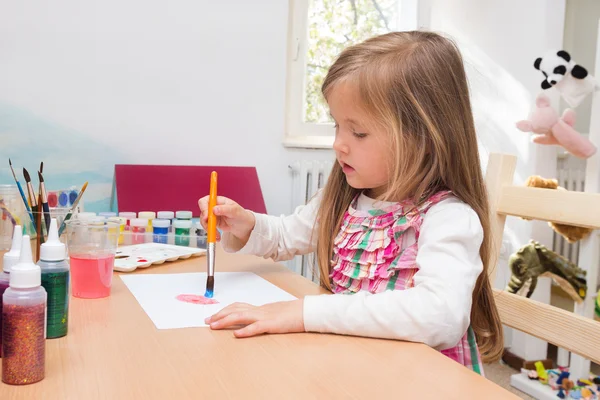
70, 254, 115, 298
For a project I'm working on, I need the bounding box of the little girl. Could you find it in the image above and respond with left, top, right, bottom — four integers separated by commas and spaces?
199, 30, 503, 375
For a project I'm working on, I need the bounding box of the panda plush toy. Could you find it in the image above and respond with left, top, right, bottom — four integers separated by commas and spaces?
534, 49, 596, 107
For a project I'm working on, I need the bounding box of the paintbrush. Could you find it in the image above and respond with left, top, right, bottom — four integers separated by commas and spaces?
205, 171, 217, 298
58, 182, 88, 236
38, 171, 51, 233
22, 168, 40, 229
8, 159, 35, 229
36, 191, 43, 260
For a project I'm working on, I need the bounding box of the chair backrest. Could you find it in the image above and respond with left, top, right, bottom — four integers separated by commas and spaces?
485, 152, 600, 365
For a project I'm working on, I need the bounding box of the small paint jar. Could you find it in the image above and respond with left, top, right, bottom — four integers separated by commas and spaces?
108, 217, 127, 245
138, 212, 155, 231
173, 219, 192, 247
195, 223, 207, 249
175, 211, 193, 220
152, 219, 169, 244
118, 212, 136, 230
130, 218, 147, 245
157, 211, 174, 232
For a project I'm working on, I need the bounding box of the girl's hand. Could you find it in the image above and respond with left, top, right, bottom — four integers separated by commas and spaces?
205, 300, 305, 338
198, 195, 255, 244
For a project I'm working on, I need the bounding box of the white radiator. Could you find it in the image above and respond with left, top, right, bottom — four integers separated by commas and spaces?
288, 160, 334, 282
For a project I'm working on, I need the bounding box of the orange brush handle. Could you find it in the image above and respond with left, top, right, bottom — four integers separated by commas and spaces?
207, 171, 218, 243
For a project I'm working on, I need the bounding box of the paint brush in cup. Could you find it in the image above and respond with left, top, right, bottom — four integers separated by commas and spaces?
205, 171, 217, 298
58, 182, 88, 236
38, 171, 51, 233
8, 159, 35, 229
22, 168, 39, 226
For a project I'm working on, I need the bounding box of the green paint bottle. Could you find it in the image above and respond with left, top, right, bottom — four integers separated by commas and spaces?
38, 218, 69, 339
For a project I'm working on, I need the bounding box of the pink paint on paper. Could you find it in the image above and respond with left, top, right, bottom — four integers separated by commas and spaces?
176, 294, 219, 305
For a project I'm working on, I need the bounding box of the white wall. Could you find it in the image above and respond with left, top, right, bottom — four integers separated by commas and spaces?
563, 0, 600, 133
0, 0, 333, 216
428, 0, 565, 361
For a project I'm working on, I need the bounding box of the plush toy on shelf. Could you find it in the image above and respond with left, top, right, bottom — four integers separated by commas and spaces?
534, 49, 596, 108
516, 93, 596, 159
523, 175, 594, 243
506, 240, 587, 302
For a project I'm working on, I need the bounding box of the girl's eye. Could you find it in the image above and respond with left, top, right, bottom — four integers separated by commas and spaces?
353, 132, 367, 139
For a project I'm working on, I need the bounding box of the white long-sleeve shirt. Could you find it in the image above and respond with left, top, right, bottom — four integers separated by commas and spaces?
221, 191, 484, 351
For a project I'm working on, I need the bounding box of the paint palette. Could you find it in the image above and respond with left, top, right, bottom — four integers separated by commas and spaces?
114, 242, 205, 272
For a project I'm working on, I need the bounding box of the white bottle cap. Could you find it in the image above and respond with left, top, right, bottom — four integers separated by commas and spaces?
157, 211, 174, 219
139, 211, 156, 219
3, 225, 23, 273
108, 216, 127, 226
40, 219, 66, 262
152, 219, 170, 228
173, 219, 192, 229
176, 211, 193, 219
10, 235, 41, 288
99, 212, 117, 218
118, 212, 137, 219
130, 218, 148, 228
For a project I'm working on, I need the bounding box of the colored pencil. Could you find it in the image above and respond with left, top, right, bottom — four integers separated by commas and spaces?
205, 171, 217, 298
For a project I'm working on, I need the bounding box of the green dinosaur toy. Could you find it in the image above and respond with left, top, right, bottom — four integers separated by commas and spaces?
506, 240, 587, 302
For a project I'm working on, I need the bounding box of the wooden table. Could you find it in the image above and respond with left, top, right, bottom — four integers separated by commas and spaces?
0, 247, 519, 399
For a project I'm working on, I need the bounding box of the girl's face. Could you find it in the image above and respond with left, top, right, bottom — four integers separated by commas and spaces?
328, 81, 392, 198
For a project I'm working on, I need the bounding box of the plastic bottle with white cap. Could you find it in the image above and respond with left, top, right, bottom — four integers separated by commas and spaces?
1, 226, 22, 286
0, 225, 22, 358
2, 235, 47, 384
38, 218, 69, 339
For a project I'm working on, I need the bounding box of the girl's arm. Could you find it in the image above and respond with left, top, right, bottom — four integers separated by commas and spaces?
220, 190, 322, 262
302, 199, 484, 351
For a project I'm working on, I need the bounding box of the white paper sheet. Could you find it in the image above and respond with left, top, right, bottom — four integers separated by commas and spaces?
120, 272, 297, 329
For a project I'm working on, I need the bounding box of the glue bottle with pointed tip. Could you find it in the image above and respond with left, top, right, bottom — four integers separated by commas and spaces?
37, 218, 69, 339
0, 226, 22, 357
2, 235, 47, 385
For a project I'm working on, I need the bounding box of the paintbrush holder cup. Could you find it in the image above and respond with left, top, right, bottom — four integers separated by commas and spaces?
0, 185, 27, 250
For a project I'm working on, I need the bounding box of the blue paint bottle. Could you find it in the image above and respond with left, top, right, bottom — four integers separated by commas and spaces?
152, 219, 169, 244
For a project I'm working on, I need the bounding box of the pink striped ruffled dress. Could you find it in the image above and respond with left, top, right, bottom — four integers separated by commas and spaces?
329, 190, 484, 375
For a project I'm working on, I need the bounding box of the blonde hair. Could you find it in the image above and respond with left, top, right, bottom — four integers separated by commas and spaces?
315, 31, 503, 363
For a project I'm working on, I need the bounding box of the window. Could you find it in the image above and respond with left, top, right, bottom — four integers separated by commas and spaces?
284, 0, 425, 147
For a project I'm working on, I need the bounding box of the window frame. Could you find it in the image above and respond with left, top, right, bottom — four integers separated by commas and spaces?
283, 0, 429, 149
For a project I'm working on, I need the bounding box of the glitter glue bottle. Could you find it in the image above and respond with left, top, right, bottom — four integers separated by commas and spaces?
38, 219, 69, 339
1, 226, 22, 357
2, 234, 47, 385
